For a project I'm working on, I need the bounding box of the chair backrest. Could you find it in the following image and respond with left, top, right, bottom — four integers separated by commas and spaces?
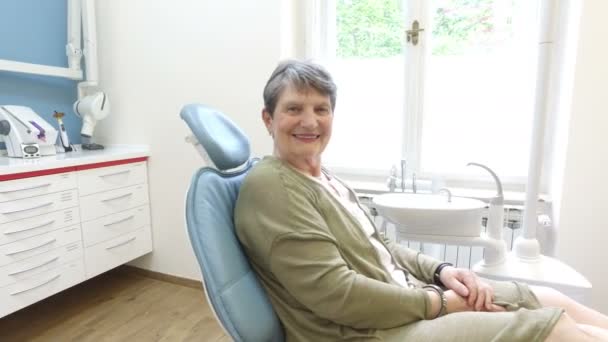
180, 104, 284, 342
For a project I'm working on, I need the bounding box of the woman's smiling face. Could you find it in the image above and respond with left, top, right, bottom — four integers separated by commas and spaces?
263, 84, 333, 165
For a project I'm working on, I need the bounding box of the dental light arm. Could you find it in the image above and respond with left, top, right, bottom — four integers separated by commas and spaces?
73, 91, 109, 149
72, 0, 109, 150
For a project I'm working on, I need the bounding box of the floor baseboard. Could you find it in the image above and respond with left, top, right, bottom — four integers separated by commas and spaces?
118, 265, 202, 289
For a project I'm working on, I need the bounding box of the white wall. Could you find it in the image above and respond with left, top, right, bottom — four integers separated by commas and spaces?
94, 0, 282, 279
555, 1, 608, 312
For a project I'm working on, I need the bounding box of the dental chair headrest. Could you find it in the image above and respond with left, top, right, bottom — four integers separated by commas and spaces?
180, 104, 251, 170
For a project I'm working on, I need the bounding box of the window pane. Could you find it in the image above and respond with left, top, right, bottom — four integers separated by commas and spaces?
420, 0, 540, 178
323, 0, 406, 172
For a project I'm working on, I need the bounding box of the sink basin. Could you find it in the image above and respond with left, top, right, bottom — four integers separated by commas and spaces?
372, 193, 487, 237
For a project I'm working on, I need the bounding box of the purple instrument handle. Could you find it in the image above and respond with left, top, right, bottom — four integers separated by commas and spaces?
29, 120, 46, 140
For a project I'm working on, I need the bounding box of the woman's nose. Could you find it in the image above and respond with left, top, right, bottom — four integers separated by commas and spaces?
300, 109, 318, 128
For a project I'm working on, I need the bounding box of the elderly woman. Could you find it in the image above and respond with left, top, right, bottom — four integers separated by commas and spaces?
234, 60, 608, 341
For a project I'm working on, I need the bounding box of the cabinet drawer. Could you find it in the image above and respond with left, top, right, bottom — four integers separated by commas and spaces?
0, 259, 85, 318
77, 162, 147, 196
84, 225, 152, 279
80, 184, 149, 222
0, 225, 81, 267
0, 172, 77, 203
0, 208, 80, 246
82, 205, 150, 247
0, 241, 82, 288
0, 190, 78, 224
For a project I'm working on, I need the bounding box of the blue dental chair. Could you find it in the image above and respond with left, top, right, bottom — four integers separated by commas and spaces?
180, 104, 284, 342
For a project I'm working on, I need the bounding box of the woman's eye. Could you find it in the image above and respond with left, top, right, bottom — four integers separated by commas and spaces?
287, 107, 299, 113
316, 108, 330, 115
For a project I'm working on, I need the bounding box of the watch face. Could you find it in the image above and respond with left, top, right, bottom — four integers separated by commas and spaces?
23, 145, 39, 154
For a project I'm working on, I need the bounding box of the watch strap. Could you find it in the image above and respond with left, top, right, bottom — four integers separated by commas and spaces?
433, 262, 453, 287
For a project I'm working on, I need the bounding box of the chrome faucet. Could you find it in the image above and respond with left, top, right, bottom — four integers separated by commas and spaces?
387, 165, 398, 192
400, 159, 406, 192
412, 172, 417, 194
387, 160, 417, 193
438, 187, 452, 202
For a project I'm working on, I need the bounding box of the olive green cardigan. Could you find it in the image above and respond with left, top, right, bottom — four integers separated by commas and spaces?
235, 157, 443, 341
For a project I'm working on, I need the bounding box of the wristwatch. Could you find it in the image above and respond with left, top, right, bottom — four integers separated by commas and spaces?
433, 262, 453, 287
423, 284, 448, 318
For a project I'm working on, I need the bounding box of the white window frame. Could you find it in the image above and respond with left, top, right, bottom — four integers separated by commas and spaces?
304, 0, 573, 195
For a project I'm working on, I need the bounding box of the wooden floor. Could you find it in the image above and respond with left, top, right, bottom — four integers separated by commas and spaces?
0, 267, 228, 341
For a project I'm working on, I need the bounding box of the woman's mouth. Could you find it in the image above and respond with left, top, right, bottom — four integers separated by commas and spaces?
293, 134, 320, 142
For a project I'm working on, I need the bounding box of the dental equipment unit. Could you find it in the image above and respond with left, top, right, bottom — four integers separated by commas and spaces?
0, 106, 58, 158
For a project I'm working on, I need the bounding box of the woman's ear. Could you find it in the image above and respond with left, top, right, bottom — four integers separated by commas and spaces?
262, 109, 273, 136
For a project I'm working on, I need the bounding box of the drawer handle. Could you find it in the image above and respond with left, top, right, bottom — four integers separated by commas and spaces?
8, 256, 60, 276
5, 238, 57, 256
104, 215, 135, 227
4, 220, 56, 235
0, 183, 51, 194
99, 170, 131, 178
1, 202, 53, 215
101, 193, 133, 203
10, 274, 61, 296
106, 237, 137, 250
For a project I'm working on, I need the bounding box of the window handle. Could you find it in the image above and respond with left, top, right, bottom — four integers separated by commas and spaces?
406, 20, 425, 45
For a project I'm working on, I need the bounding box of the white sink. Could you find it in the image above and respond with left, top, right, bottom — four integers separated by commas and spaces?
373, 193, 487, 237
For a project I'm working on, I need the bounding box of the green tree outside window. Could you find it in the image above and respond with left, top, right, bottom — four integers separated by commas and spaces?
336, 0, 514, 57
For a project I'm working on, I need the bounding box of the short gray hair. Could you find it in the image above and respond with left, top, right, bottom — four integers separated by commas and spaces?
263, 60, 337, 117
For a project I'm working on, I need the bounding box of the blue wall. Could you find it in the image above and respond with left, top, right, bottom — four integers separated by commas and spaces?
0, 0, 82, 148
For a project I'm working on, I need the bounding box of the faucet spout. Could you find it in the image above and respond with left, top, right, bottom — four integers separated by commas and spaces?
438, 187, 452, 202
387, 165, 398, 192
400, 159, 406, 192
412, 172, 417, 194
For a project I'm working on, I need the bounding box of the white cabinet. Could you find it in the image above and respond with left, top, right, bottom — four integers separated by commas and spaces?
0, 172, 77, 202
0, 148, 152, 318
0, 190, 79, 224
82, 206, 150, 247
85, 226, 152, 279
0, 260, 85, 317
78, 162, 152, 280
77, 162, 147, 196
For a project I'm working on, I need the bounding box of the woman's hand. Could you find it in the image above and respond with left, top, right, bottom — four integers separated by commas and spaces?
444, 290, 505, 313
439, 266, 504, 312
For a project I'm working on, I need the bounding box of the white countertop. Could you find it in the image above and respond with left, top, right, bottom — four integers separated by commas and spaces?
0, 144, 150, 176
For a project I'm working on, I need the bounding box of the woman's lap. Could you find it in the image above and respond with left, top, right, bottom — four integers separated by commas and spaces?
379, 280, 564, 342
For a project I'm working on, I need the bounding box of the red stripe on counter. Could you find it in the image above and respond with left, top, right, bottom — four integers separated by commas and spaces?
0, 156, 149, 181
0, 166, 77, 181
75, 157, 148, 171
